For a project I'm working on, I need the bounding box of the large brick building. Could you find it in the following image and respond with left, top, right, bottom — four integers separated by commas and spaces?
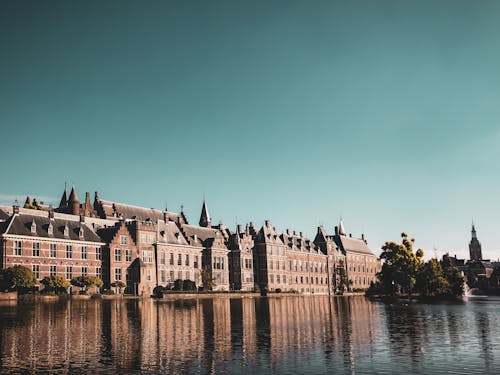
0, 185, 381, 295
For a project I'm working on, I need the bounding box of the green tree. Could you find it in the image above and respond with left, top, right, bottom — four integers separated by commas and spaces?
173, 279, 184, 291
440, 254, 464, 298
378, 232, 424, 295
41, 275, 70, 294
0, 265, 37, 293
71, 275, 103, 293
415, 259, 450, 298
336, 259, 348, 293
183, 279, 196, 291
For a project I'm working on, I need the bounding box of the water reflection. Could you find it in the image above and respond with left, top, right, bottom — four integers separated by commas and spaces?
1, 296, 500, 374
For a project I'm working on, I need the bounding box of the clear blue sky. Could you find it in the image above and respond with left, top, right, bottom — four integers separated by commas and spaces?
1, 1, 500, 259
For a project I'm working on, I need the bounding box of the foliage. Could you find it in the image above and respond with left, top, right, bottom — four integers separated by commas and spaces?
415, 259, 450, 298
41, 275, 70, 294
173, 279, 184, 291
201, 269, 216, 291
377, 232, 424, 295
0, 265, 37, 293
71, 275, 103, 292
111, 280, 126, 288
440, 254, 464, 298
182, 279, 197, 291
336, 259, 348, 293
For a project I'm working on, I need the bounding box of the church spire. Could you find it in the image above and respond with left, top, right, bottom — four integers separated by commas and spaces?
339, 218, 346, 236
471, 222, 477, 239
199, 198, 211, 228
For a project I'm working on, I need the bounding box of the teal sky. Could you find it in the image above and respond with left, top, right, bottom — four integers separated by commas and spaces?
1, 1, 500, 259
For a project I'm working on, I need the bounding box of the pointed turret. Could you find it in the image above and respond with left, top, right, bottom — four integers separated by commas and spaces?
68, 185, 80, 215
469, 222, 482, 261
24, 195, 32, 208
471, 222, 477, 239
59, 183, 68, 208
339, 218, 346, 236
199, 198, 211, 228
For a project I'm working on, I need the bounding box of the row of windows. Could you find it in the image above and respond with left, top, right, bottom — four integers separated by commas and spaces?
213, 256, 225, 270
351, 276, 375, 285
28, 264, 101, 280
114, 248, 132, 262
267, 246, 285, 256
159, 270, 200, 284
349, 264, 375, 273
269, 274, 327, 285
162, 252, 199, 268
14, 241, 101, 260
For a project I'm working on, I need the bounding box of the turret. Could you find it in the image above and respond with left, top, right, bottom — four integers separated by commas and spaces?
199, 198, 211, 228
68, 185, 80, 215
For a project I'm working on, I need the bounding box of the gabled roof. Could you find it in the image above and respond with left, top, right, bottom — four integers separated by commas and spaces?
181, 224, 227, 249
4, 213, 102, 243
257, 222, 284, 245
0, 209, 10, 221
333, 234, 374, 256
158, 221, 189, 245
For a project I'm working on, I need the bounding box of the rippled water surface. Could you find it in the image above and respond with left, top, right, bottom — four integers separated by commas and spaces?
0, 295, 499, 374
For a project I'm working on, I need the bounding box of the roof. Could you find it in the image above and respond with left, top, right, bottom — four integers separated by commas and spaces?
97, 199, 186, 223
257, 221, 284, 245
0, 209, 10, 221
158, 221, 189, 245
333, 234, 375, 256
4, 213, 102, 243
181, 224, 227, 249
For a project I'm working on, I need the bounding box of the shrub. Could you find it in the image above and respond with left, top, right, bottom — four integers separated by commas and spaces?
182, 279, 197, 291
41, 276, 70, 294
0, 265, 37, 293
173, 279, 184, 291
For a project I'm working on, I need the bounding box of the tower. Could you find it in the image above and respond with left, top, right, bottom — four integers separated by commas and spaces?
58, 183, 68, 209
67, 185, 80, 216
199, 198, 211, 228
469, 223, 483, 261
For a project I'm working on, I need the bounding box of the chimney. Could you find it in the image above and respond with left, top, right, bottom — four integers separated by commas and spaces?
48, 206, 54, 219
335, 226, 339, 235
237, 224, 242, 233
12, 205, 19, 214
163, 211, 168, 222
299, 232, 303, 237
293, 230, 296, 236
349, 233, 352, 238
79, 215, 85, 223
265, 220, 270, 227
286, 229, 290, 235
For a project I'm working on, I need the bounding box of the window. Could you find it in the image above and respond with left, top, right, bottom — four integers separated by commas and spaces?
120, 235, 127, 245
140, 233, 146, 244
96, 267, 102, 279
277, 274, 281, 284
170, 253, 174, 265
125, 249, 131, 262
50, 244, 57, 258
115, 268, 122, 281
178, 254, 182, 266
185, 254, 189, 266
146, 269, 151, 281
66, 266, 73, 279
161, 270, 166, 283
96, 247, 102, 260
160, 252, 165, 265
186, 271, 190, 280
148, 234, 154, 244
82, 266, 88, 276
115, 249, 122, 262
126, 269, 130, 281
14, 241, 22, 256
50, 265, 57, 276
141, 250, 153, 263
66, 245, 72, 259
32, 264, 40, 279
82, 246, 88, 260
32, 242, 40, 257
270, 274, 274, 283
178, 271, 182, 279
170, 271, 174, 281
194, 256, 199, 268
48, 223, 53, 236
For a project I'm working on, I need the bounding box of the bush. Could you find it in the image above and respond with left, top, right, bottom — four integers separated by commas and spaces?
182, 279, 197, 291
0, 265, 37, 293
173, 279, 184, 291
41, 276, 70, 294
275, 288, 282, 293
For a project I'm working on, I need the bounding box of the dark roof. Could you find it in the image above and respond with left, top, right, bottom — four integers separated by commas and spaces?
0, 209, 10, 221
158, 221, 189, 245
96, 226, 120, 244
333, 235, 375, 256
181, 224, 227, 249
5, 214, 102, 242
97, 199, 186, 223
257, 222, 284, 245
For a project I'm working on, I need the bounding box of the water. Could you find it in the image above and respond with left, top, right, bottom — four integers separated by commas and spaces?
0, 295, 499, 374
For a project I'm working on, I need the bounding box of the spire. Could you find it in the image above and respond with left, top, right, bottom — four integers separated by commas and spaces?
59, 183, 68, 208
68, 185, 79, 203
199, 198, 211, 228
339, 218, 346, 236
471, 222, 477, 239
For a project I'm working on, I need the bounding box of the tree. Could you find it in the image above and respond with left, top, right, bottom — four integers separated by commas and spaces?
336, 259, 348, 293
0, 265, 36, 293
182, 279, 196, 291
41, 275, 70, 294
440, 254, 464, 298
71, 275, 103, 293
111, 280, 126, 294
173, 279, 184, 291
415, 259, 450, 298
377, 232, 424, 295
201, 269, 216, 291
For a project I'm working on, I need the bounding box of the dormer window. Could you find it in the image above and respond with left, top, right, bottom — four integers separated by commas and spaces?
31, 220, 36, 234
64, 224, 69, 237
79, 227, 84, 239
48, 223, 53, 236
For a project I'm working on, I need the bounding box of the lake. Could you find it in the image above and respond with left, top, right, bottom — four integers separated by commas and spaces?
0, 295, 499, 374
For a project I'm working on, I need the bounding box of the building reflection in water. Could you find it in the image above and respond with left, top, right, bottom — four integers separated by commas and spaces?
2, 297, 496, 374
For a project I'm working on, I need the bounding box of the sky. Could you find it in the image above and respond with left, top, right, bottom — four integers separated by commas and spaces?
1, 0, 500, 260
